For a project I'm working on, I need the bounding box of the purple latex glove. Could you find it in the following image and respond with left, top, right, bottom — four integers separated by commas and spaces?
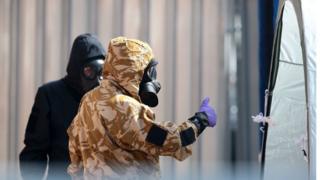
199, 97, 217, 127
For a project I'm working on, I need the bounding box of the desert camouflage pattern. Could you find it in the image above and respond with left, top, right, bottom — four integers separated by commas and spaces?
67, 37, 198, 179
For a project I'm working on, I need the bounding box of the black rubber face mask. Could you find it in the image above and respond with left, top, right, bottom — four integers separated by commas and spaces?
80, 59, 104, 93
139, 59, 161, 107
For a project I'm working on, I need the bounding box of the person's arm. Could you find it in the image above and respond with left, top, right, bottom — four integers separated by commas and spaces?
67, 113, 84, 179
19, 86, 50, 180
103, 95, 216, 161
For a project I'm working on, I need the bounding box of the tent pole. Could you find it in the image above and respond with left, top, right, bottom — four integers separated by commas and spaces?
260, 90, 273, 179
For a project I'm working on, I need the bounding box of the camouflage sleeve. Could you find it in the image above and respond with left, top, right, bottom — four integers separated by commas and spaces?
103, 95, 199, 161
67, 114, 84, 179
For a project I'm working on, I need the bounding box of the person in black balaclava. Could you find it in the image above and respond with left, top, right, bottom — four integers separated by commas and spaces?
19, 33, 106, 180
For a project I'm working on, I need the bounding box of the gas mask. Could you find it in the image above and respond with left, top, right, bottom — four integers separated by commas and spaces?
139, 59, 161, 107
80, 59, 104, 93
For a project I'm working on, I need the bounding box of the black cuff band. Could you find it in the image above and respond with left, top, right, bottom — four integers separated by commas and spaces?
146, 125, 168, 147
188, 112, 209, 136
180, 127, 196, 147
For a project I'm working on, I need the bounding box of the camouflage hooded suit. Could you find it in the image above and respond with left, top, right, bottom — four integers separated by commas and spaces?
67, 37, 200, 179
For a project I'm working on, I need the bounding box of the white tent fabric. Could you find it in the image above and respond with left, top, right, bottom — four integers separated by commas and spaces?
300, 1, 318, 179
265, 1, 308, 178
264, 0, 318, 179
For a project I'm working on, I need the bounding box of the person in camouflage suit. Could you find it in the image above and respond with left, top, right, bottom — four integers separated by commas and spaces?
67, 36, 217, 179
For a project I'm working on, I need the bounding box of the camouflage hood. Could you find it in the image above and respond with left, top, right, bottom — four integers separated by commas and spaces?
102, 37, 154, 101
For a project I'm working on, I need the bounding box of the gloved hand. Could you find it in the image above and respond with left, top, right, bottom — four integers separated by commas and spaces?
199, 97, 217, 127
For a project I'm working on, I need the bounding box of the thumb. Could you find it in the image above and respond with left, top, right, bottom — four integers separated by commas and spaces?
201, 97, 210, 106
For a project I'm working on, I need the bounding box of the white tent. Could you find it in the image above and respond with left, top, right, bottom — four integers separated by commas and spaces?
260, 0, 319, 179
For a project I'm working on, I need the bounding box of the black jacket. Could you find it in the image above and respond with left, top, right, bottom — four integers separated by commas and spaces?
19, 79, 81, 179
19, 34, 106, 180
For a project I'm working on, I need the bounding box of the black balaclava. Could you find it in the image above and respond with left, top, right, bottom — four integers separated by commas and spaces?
64, 33, 106, 96
139, 59, 161, 107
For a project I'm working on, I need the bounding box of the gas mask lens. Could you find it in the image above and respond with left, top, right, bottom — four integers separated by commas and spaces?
82, 59, 104, 80
147, 65, 157, 81
139, 59, 161, 107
